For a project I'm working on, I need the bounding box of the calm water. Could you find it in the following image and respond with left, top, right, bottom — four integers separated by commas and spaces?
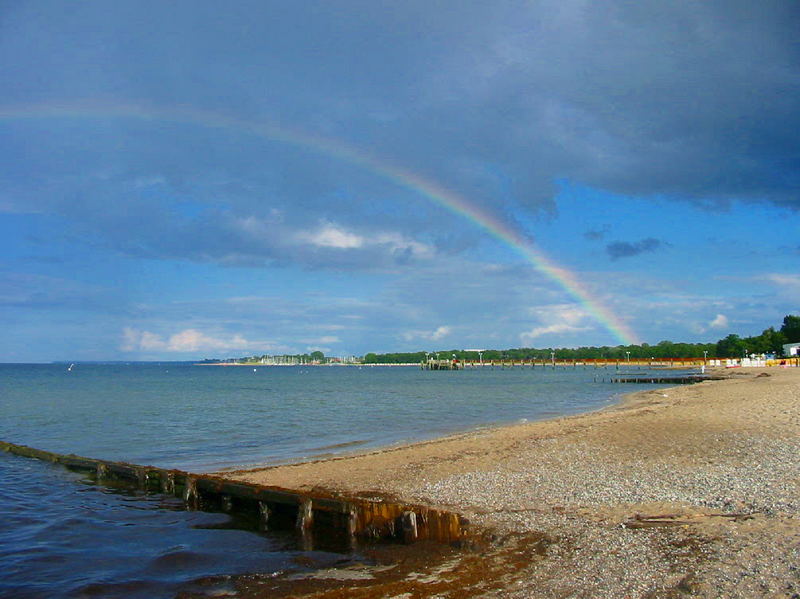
0, 362, 674, 598
0, 453, 347, 599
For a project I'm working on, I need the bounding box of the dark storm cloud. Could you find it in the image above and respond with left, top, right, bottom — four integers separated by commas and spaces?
452, 1, 800, 208
606, 238, 665, 260
0, 0, 798, 271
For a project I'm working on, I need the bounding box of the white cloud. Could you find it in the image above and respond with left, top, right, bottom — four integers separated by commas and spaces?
431, 325, 451, 340
121, 327, 261, 354
372, 232, 434, 259
520, 304, 593, 343
761, 273, 800, 293
401, 325, 452, 342
166, 329, 248, 352
121, 327, 145, 352
521, 322, 589, 341
299, 223, 364, 249
303, 335, 341, 344
297, 222, 434, 258
527, 304, 588, 326
140, 330, 167, 351
709, 314, 729, 329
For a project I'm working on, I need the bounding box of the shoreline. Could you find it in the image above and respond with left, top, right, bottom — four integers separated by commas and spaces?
219, 371, 693, 488
221, 386, 627, 474
220, 367, 800, 598
209, 366, 653, 472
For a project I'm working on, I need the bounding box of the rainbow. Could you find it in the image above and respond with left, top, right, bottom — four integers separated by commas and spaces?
0, 101, 639, 345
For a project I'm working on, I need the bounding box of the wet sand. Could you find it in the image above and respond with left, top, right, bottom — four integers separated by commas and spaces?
221, 367, 800, 598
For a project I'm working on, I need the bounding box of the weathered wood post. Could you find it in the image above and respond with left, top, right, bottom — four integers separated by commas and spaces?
135, 467, 148, 490
401, 511, 418, 543
184, 476, 199, 509
162, 472, 175, 495
347, 506, 358, 541
297, 498, 314, 550
258, 501, 271, 531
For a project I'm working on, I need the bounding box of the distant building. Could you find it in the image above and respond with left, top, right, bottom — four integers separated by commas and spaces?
783, 342, 800, 356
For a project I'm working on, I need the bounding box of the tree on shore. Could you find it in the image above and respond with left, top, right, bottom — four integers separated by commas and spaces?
781, 315, 800, 343
359, 314, 800, 363
715, 334, 747, 358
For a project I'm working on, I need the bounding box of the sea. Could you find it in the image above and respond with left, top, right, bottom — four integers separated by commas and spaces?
0, 362, 677, 598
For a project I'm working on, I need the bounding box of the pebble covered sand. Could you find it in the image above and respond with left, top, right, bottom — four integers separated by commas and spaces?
226, 368, 800, 598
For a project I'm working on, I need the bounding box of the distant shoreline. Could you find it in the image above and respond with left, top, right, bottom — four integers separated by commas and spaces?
193, 362, 419, 367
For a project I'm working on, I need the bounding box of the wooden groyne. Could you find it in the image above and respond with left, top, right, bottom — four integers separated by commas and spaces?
0, 441, 467, 548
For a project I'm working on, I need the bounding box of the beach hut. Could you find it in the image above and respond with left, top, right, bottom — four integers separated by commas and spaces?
782, 342, 800, 356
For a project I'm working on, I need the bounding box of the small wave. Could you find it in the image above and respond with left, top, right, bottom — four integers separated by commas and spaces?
150, 549, 212, 570
308, 439, 370, 452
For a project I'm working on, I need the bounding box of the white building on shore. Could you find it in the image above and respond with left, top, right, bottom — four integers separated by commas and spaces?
783, 342, 800, 356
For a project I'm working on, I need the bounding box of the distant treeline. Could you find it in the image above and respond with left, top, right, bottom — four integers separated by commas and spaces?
362, 314, 800, 364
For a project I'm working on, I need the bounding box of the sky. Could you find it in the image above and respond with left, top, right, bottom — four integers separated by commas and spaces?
0, 0, 798, 362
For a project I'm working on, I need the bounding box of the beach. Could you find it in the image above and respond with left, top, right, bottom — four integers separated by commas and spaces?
222, 367, 800, 598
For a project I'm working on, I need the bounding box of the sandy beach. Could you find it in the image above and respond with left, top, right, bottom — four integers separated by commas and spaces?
221, 368, 800, 598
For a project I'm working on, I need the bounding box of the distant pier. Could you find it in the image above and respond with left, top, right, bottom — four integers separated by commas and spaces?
421, 359, 462, 370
